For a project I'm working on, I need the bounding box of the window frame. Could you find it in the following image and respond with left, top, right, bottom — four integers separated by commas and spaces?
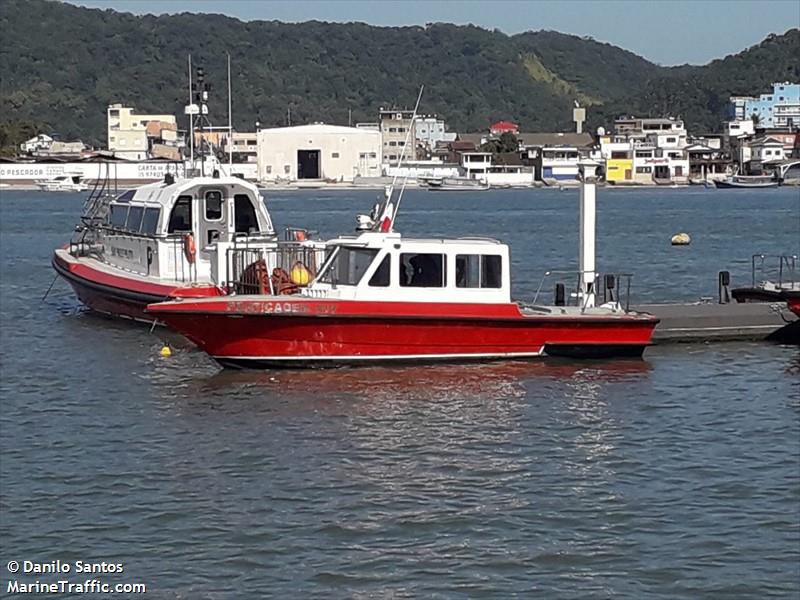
455, 254, 503, 289
399, 252, 446, 288
204, 190, 223, 222
167, 195, 193, 234
126, 205, 145, 232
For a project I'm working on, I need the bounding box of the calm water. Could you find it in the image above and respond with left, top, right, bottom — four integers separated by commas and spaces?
1, 187, 799, 598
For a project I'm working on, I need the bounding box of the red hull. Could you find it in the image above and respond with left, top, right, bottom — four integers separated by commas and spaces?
52, 250, 222, 322
783, 291, 800, 317
147, 297, 658, 367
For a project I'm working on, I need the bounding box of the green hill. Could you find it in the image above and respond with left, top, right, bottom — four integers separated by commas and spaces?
0, 0, 798, 146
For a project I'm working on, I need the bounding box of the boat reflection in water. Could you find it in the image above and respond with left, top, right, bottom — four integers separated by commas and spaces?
149, 354, 652, 409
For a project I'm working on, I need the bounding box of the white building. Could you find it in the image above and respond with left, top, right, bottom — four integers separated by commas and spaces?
727, 119, 755, 138
20, 134, 54, 154
257, 124, 381, 182
221, 132, 259, 163
460, 152, 492, 180
384, 159, 460, 180
531, 146, 582, 181
415, 116, 457, 149
107, 104, 178, 161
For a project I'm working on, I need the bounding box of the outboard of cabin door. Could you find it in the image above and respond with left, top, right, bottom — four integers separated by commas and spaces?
199, 189, 227, 258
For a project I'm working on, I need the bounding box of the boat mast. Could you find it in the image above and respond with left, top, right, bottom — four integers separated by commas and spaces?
386, 85, 424, 232
187, 55, 194, 175
227, 52, 233, 172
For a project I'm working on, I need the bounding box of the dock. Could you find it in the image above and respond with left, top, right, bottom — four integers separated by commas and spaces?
634, 301, 799, 343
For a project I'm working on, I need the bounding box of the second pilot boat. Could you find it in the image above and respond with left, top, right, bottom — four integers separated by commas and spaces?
53, 172, 322, 322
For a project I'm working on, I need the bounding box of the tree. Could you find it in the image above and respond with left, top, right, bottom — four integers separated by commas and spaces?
480, 132, 519, 155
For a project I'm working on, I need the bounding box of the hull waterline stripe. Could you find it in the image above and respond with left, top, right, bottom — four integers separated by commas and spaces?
214, 350, 545, 362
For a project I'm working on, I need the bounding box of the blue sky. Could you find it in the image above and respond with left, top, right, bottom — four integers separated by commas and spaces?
70, 0, 797, 66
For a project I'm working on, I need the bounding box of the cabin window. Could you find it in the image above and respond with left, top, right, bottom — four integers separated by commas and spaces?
318, 247, 378, 286
126, 206, 144, 232
611, 151, 628, 159
456, 254, 502, 288
116, 189, 135, 202
234, 194, 258, 233
141, 207, 160, 235
368, 254, 391, 287
168, 195, 193, 233
400, 253, 445, 288
205, 190, 223, 221
109, 204, 129, 229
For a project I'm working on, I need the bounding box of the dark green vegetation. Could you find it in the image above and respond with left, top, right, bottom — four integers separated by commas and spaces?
2, 0, 798, 145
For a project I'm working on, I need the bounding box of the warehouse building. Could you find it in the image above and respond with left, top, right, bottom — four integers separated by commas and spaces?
257, 124, 381, 182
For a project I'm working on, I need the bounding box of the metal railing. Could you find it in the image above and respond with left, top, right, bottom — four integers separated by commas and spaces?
530, 270, 634, 312
224, 242, 322, 295
750, 254, 798, 289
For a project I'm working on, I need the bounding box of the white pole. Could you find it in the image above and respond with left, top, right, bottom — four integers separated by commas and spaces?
579, 166, 596, 309
188, 55, 194, 173
390, 85, 425, 231
227, 52, 233, 171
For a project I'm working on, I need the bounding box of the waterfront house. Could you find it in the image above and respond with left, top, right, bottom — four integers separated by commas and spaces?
518, 132, 594, 183
598, 137, 633, 183
460, 152, 493, 180
489, 120, 520, 135
748, 136, 790, 175
686, 143, 730, 182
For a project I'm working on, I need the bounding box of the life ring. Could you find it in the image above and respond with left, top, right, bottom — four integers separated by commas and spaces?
183, 233, 196, 264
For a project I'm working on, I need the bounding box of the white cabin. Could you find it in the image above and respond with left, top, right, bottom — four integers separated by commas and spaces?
303, 232, 511, 304
100, 175, 276, 285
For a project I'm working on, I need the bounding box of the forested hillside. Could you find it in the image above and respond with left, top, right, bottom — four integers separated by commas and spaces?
1, 0, 798, 145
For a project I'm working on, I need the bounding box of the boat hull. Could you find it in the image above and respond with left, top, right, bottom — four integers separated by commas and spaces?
783, 291, 800, 317
713, 180, 779, 189
52, 250, 222, 323
147, 297, 658, 368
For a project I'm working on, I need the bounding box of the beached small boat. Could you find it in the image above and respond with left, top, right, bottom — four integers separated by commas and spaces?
713, 175, 779, 189
420, 176, 490, 191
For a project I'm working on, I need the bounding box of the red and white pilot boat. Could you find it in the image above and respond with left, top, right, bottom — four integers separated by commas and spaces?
147, 176, 660, 368
53, 173, 321, 322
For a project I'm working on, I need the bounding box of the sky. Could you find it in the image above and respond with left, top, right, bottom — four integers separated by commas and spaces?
69, 0, 798, 66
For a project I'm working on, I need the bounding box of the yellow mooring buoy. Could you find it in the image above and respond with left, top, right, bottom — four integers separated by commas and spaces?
159, 345, 173, 358
671, 232, 691, 246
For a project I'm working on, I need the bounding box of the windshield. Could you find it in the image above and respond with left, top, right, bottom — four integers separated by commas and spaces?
317, 247, 378, 286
